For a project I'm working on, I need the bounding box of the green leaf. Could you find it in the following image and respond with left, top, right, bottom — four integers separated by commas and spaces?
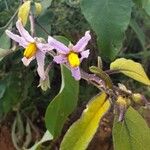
81, 0, 133, 60
0, 32, 10, 49
27, 130, 53, 150
35, 0, 53, 37
0, 72, 33, 118
0, 24, 12, 61
0, 81, 6, 118
35, 10, 51, 39
54, 36, 70, 46
0, 81, 6, 99
0, 48, 12, 61
40, 0, 53, 13
45, 65, 79, 138
132, 0, 148, 7
110, 58, 150, 85
113, 107, 150, 150
144, 0, 150, 16
132, 0, 150, 16
60, 92, 110, 150
1, 74, 23, 114
129, 19, 146, 49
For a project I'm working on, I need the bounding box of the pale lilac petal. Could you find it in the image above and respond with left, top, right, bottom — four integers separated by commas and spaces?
71, 67, 81, 80
36, 43, 53, 53
73, 31, 91, 52
48, 36, 69, 54
5, 30, 28, 47
53, 55, 67, 64
80, 49, 90, 61
36, 50, 46, 80
22, 56, 35, 66
16, 20, 34, 43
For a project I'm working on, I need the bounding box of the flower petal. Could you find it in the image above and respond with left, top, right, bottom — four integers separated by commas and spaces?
16, 20, 34, 43
36, 43, 53, 53
80, 49, 90, 61
5, 30, 28, 47
73, 31, 91, 52
22, 56, 35, 66
48, 36, 69, 54
36, 50, 46, 80
71, 67, 81, 80
53, 55, 67, 64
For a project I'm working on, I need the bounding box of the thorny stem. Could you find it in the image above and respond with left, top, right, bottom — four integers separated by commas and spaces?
80, 69, 106, 90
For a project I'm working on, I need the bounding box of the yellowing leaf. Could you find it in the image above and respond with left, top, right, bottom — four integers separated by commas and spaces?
18, 1, 31, 26
110, 58, 150, 85
60, 92, 110, 150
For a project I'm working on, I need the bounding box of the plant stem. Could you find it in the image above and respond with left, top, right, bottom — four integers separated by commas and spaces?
29, 12, 35, 36
105, 69, 120, 75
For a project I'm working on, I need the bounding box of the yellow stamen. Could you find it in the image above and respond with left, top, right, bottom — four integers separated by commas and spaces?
24, 43, 37, 58
68, 52, 80, 68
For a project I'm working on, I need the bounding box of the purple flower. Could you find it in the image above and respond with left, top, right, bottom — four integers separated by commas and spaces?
48, 31, 91, 80
5, 20, 53, 80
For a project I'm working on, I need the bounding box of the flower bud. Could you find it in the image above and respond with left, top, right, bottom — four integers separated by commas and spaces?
38, 76, 50, 91
116, 96, 127, 107
116, 96, 128, 121
132, 93, 145, 105
35, 2, 42, 15
18, 1, 31, 26
18, 1, 42, 26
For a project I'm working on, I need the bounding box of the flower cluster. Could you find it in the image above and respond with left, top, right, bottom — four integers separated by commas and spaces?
5, 20, 91, 81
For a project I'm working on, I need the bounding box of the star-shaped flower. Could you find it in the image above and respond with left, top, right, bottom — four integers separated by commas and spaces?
5, 20, 53, 80
48, 31, 91, 80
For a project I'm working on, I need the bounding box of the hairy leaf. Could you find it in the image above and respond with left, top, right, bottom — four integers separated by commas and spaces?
110, 58, 150, 85
81, 0, 132, 60
113, 107, 150, 150
45, 65, 79, 138
60, 92, 110, 150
